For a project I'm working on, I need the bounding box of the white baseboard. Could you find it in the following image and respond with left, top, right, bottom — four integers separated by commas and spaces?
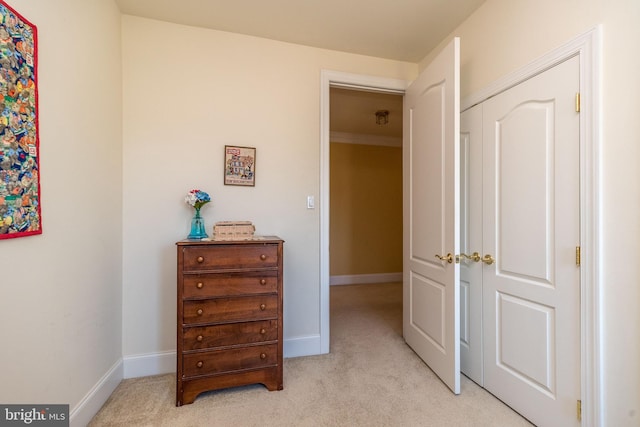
284, 335, 324, 358
330, 272, 402, 286
123, 350, 176, 379
70, 359, 123, 427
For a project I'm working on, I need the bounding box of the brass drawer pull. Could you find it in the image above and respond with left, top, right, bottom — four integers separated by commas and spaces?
260, 353, 267, 360
260, 254, 267, 261
260, 304, 266, 311
196, 256, 204, 263
196, 335, 203, 342
196, 309, 203, 316
196, 361, 203, 368
260, 279, 267, 285
196, 282, 204, 289
260, 328, 266, 335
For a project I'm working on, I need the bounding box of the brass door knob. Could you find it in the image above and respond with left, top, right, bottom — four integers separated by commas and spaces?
196, 361, 203, 368
482, 254, 496, 265
196, 309, 203, 316
435, 253, 454, 263
457, 252, 481, 263
260, 254, 267, 261
260, 279, 267, 285
196, 256, 204, 263
196, 282, 204, 289
260, 304, 266, 311
260, 328, 266, 335
260, 353, 267, 360
196, 335, 203, 342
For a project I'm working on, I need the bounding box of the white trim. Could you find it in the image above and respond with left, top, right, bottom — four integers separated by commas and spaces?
326, 71, 407, 95
462, 27, 602, 426
284, 335, 322, 358
321, 70, 408, 355
580, 27, 604, 427
69, 359, 123, 427
330, 272, 403, 286
462, 27, 599, 112
330, 131, 401, 147
123, 350, 176, 379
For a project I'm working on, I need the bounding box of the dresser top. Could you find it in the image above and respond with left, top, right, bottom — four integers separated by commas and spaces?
176, 236, 283, 246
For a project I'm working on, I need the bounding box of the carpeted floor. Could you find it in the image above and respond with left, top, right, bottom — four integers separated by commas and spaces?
89, 282, 532, 426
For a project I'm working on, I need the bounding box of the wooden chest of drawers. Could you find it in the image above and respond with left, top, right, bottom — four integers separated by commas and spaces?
176, 237, 284, 406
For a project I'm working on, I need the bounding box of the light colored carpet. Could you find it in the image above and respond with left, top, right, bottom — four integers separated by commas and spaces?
89, 282, 532, 426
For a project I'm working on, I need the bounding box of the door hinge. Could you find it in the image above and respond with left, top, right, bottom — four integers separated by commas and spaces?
576, 246, 581, 266
575, 93, 581, 112
577, 399, 582, 421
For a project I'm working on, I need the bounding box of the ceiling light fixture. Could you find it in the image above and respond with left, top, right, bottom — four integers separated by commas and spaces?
375, 110, 389, 125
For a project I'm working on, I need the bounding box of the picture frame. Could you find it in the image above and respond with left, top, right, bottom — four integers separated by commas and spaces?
224, 145, 256, 186
0, 1, 42, 240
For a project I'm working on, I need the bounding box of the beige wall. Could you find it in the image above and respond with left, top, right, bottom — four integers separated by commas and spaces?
121, 16, 416, 356
428, 0, 640, 425
329, 142, 402, 276
0, 0, 123, 422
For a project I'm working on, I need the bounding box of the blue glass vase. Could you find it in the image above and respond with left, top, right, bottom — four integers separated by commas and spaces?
187, 207, 208, 239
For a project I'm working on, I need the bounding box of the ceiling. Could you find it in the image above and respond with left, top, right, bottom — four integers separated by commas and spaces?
115, 0, 486, 63
330, 88, 403, 138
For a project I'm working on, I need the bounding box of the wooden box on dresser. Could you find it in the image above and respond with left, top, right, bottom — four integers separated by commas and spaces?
176, 237, 284, 406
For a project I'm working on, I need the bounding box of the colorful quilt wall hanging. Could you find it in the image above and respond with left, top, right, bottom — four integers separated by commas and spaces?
0, 0, 41, 239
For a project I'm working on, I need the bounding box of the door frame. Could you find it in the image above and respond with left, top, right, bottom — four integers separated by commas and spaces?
461, 26, 602, 426
319, 70, 407, 354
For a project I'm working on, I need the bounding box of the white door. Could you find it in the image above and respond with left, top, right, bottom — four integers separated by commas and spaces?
403, 37, 460, 394
482, 55, 581, 426
459, 104, 483, 385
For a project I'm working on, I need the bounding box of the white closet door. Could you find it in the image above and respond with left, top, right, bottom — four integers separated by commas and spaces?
482, 55, 581, 426
460, 104, 483, 385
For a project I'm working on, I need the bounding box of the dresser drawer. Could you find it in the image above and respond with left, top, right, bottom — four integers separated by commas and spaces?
182, 344, 278, 377
182, 244, 279, 271
183, 320, 278, 350
183, 271, 278, 299
183, 295, 278, 325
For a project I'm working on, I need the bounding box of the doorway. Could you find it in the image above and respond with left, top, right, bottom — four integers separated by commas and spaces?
319, 71, 407, 353
328, 87, 403, 287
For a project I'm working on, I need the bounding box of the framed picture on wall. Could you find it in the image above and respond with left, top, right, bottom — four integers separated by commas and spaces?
0, 1, 42, 240
224, 145, 256, 186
